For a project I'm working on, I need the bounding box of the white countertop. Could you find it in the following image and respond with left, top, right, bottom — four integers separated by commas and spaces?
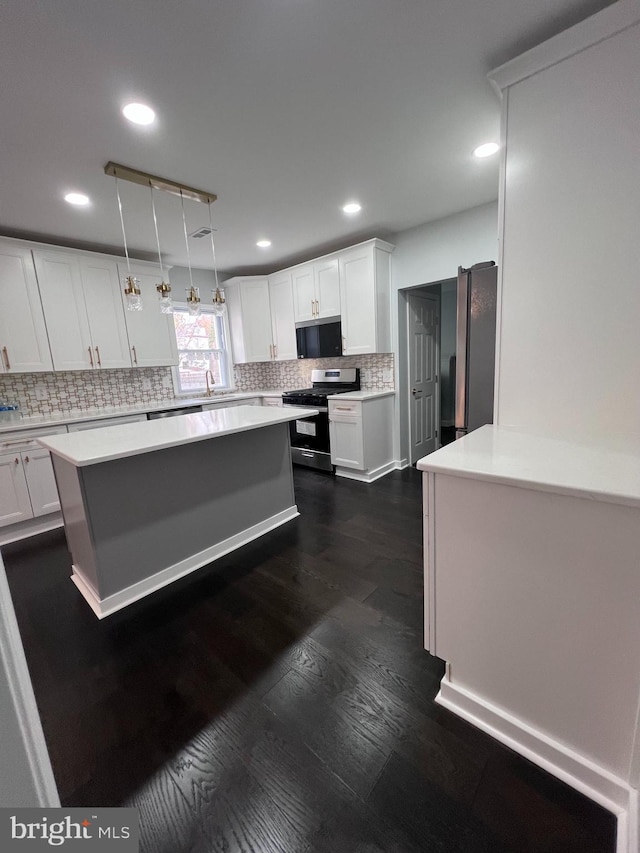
0, 392, 270, 434
327, 390, 395, 401
38, 405, 319, 467
417, 425, 640, 508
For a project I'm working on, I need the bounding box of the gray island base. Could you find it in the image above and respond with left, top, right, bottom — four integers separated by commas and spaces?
39, 407, 316, 618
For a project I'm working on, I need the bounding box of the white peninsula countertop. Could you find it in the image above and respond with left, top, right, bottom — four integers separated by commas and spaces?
327, 390, 395, 402
39, 405, 318, 467
417, 424, 640, 508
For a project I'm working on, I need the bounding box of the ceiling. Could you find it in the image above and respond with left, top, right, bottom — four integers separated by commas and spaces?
0, 0, 614, 276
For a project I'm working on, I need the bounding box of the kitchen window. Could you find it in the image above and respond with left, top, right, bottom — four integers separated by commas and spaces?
172, 305, 232, 395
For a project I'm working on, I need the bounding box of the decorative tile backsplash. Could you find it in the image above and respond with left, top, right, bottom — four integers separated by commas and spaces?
234, 353, 394, 391
0, 368, 175, 417
0, 354, 394, 417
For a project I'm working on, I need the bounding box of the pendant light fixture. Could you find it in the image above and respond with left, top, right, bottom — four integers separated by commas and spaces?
207, 202, 225, 316
150, 185, 173, 314
115, 176, 142, 311
181, 190, 201, 317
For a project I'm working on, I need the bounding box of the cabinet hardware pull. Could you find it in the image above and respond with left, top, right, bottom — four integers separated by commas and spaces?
24, 455, 29, 463
311, 299, 315, 317
88, 347, 94, 367
131, 346, 138, 365
301, 452, 315, 458
95, 346, 101, 367
334, 406, 352, 411
2, 346, 10, 370
274, 344, 277, 359
314, 299, 319, 316
14, 457, 19, 465
2, 439, 35, 447
269, 344, 274, 359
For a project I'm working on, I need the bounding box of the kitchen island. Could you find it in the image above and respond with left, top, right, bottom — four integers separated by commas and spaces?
418, 425, 640, 825
39, 405, 317, 618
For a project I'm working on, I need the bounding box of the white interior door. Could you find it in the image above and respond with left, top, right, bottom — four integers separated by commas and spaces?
408, 292, 438, 464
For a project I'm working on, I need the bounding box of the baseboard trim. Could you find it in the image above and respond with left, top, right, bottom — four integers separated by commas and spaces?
0, 514, 63, 547
71, 505, 300, 619
436, 678, 635, 853
334, 461, 396, 483
394, 458, 409, 470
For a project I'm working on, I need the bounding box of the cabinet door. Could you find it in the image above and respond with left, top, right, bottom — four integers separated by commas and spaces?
34, 251, 94, 370
0, 453, 32, 527
22, 449, 60, 516
119, 265, 178, 367
268, 273, 297, 361
329, 416, 365, 469
0, 242, 53, 373
239, 279, 273, 362
292, 265, 315, 322
80, 260, 131, 369
339, 248, 377, 355
315, 258, 341, 318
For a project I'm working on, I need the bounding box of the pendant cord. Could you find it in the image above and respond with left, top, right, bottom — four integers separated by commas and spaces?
180, 190, 195, 291
149, 185, 165, 281
115, 176, 131, 274
208, 203, 220, 290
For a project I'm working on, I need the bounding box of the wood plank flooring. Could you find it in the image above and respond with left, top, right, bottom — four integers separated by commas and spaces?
2, 466, 616, 852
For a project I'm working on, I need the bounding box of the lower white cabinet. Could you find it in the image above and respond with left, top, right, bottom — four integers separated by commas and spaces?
262, 396, 284, 408
202, 397, 261, 411
329, 395, 394, 482
67, 414, 147, 431
0, 426, 67, 529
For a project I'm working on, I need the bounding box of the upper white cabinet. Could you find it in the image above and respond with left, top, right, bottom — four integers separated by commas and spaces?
268, 272, 297, 361
339, 241, 393, 355
0, 240, 52, 373
117, 263, 178, 367
292, 258, 340, 322
226, 275, 296, 363
34, 251, 131, 370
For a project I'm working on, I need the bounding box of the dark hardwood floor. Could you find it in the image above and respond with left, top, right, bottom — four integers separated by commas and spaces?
2, 466, 616, 852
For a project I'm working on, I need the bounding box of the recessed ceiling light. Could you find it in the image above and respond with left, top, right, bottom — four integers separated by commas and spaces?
122, 102, 156, 125
64, 192, 90, 206
473, 142, 499, 158
342, 202, 362, 215
256, 239, 271, 248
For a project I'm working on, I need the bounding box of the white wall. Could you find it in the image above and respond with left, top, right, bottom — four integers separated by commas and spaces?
390, 202, 498, 464
494, 15, 640, 445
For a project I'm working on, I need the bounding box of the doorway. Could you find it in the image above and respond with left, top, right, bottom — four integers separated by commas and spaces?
407, 291, 439, 464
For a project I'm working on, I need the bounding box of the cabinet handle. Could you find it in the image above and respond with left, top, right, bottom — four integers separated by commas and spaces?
316, 299, 320, 316
269, 344, 274, 359
2, 439, 35, 447
24, 455, 29, 463
95, 346, 101, 367
273, 343, 277, 359
14, 457, 19, 465
334, 406, 352, 411
131, 346, 138, 365
88, 347, 94, 367
311, 299, 315, 317
2, 346, 10, 370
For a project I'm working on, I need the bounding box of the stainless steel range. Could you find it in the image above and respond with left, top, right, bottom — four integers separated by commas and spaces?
283, 368, 361, 471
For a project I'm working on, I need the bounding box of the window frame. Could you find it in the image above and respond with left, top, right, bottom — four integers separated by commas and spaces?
171, 301, 235, 397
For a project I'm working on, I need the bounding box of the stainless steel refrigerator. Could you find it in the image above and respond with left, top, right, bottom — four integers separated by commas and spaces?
454, 261, 498, 439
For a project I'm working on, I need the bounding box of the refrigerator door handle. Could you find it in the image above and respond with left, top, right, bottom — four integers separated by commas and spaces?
455, 266, 470, 432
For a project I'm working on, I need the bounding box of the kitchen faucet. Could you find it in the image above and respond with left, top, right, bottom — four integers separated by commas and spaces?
205, 370, 215, 397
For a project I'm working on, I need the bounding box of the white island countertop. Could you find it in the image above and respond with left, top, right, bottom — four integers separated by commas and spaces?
38, 405, 318, 467
417, 424, 640, 508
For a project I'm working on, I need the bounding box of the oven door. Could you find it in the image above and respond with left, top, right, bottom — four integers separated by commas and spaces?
286, 405, 333, 471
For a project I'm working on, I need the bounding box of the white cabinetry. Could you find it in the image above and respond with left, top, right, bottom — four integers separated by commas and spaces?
262, 396, 283, 408
202, 398, 261, 411
226, 277, 296, 363
268, 273, 297, 361
338, 241, 393, 355
67, 414, 147, 431
0, 240, 52, 373
0, 426, 67, 537
118, 263, 178, 367
292, 258, 340, 322
34, 251, 131, 370
329, 394, 394, 482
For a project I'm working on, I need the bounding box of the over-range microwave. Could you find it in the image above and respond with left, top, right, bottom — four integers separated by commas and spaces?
295, 318, 343, 359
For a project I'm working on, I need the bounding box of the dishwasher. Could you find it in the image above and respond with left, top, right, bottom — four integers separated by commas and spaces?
147, 405, 203, 420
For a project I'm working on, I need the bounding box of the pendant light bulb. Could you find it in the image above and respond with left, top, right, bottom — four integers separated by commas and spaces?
211, 287, 225, 316
124, 276, 142, 311
186, 286, 201, 317
156, 282, 173, 314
